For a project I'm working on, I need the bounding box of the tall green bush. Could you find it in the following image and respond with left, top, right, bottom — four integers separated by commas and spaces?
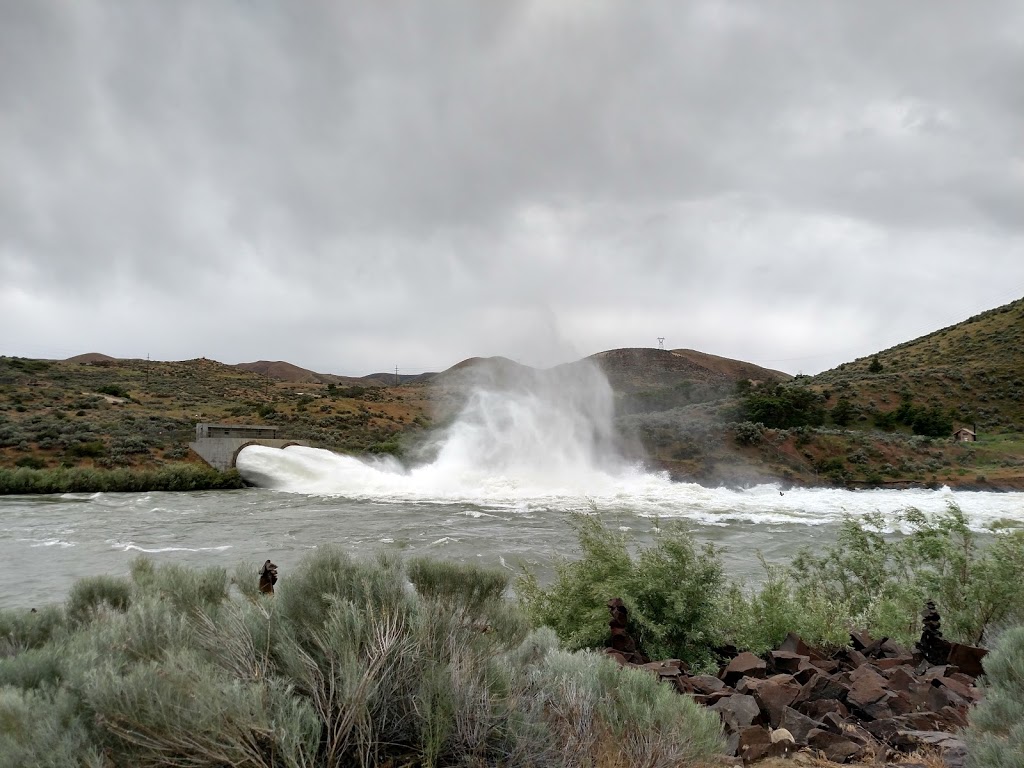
520, 504, 1024, 661
517, 514, 725, 666
789, 504, 1024, 646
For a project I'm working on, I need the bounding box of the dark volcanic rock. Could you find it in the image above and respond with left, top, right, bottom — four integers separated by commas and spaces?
769, 650, 807, 674
689, 674, 726, 694
799, 699, 849, 720
711, 694, 761, 729
779, 706, 822, 745
797, 672, 850, 704
917, 600, 952, 665
722, 651, 767, 686
779, 631, 814, 657
847, 668, 889, 713
738, 726, 773, 764
753, 675, 801, 728
606, 598, 648, 664
947, 642, 988, 677
595, 598, 984, 764
807, 729, 864, 763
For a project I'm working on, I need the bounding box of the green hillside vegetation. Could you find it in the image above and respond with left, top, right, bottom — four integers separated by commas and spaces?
638, 297, 1024, 489
0, 356, 431, 478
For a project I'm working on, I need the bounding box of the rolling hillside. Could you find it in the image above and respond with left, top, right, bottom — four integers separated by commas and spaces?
699, 296, 1024, 489
2, 300, 1023, 491
811, 297, 1024, 434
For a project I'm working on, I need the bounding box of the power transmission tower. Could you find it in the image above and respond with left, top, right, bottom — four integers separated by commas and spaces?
657, 337, 665, 350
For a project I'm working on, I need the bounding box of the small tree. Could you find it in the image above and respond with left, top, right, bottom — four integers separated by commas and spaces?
868, 356, 883, 373
831, 397, 855, 427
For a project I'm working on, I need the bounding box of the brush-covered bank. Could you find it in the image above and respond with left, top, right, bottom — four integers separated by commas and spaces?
0, 464, 244, 494
3, 503, 1024, 766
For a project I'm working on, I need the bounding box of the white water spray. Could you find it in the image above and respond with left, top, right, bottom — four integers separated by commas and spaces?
238, 358, 646, 500
236, 360, 1024, 528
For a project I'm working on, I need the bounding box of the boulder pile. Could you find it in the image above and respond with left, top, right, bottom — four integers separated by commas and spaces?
602, 600, 988, 765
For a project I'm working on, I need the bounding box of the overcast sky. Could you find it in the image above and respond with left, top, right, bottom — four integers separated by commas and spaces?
2, 1, 1023, 376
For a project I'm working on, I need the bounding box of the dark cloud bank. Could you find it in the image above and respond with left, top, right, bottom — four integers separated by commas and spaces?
2, 1, 1022, 375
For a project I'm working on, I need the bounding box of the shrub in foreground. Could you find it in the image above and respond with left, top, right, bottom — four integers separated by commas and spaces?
0, 550, 724, 768
788, 504, 1024, 647
517, 514, 725, 667
965, 625, 1024, 768
520, 503, 1024, 664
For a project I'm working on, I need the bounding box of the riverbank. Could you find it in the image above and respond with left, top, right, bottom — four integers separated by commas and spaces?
4, 458, 1022, 496
0, 464, 244, 494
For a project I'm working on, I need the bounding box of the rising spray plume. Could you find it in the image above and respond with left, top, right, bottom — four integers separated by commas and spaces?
236, 357, 650, 500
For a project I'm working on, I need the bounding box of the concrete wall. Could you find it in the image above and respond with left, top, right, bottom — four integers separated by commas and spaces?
195, 423, 279, 440
189, 438, 307, 471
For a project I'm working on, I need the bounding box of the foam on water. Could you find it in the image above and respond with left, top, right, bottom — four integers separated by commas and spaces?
111, 542, 233, 554
236, 361, 1024, 529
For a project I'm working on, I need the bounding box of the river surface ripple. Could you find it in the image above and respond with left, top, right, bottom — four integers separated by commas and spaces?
2, 484, 1023, 611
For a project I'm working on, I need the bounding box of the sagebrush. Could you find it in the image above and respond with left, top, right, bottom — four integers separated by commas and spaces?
0, 549, 724, 768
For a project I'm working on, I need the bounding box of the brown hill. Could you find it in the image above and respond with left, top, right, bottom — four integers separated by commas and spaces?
670, 349, 790, 385
234, 360, 315, 382
234, 360, 424, 387
431, 356, 535, 389
66, 352, 117, 364
361, 371, 438, 387
585, 348, 788, 395
234, 360, 332, 384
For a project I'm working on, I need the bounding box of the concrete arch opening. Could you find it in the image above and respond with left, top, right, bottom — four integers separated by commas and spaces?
189, 424, 309, 471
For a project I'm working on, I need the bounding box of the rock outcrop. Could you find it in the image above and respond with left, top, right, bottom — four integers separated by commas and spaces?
602, 600, 989, 765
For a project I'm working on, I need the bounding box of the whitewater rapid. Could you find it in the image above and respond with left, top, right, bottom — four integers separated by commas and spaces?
235, 443, 1024, 531
237, 359, 1024, 529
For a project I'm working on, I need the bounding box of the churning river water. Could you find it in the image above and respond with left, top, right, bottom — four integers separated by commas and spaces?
4, 455, 1024, 612
3, 362, 1023, 611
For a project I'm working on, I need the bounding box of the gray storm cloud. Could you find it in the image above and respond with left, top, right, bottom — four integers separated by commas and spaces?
1, 0, 1022, 373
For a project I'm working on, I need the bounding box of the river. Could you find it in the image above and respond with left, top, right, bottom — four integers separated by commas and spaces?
4, 361, 1023, 610
3, 473, 1023, 611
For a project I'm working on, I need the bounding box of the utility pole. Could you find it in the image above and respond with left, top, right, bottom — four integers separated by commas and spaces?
146, 353, 150, 389
657, 337, 665, 350
395, 365, 399, 387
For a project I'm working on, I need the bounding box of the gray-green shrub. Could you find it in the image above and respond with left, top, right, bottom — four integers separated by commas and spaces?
0, 605, 67, 656
0, 550, 726, 767
519, 504, 1024, 662
65, 574, 131, 625
965, 625, 1024, 768
0, 687, 102, 768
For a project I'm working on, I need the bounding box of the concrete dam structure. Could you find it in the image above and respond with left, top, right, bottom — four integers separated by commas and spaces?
189, 423, 308, 471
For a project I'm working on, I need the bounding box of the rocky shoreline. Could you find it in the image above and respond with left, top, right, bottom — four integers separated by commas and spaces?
604, 599, 987, 766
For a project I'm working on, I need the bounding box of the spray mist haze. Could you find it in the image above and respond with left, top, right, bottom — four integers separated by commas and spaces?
237, 357, 648, 502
